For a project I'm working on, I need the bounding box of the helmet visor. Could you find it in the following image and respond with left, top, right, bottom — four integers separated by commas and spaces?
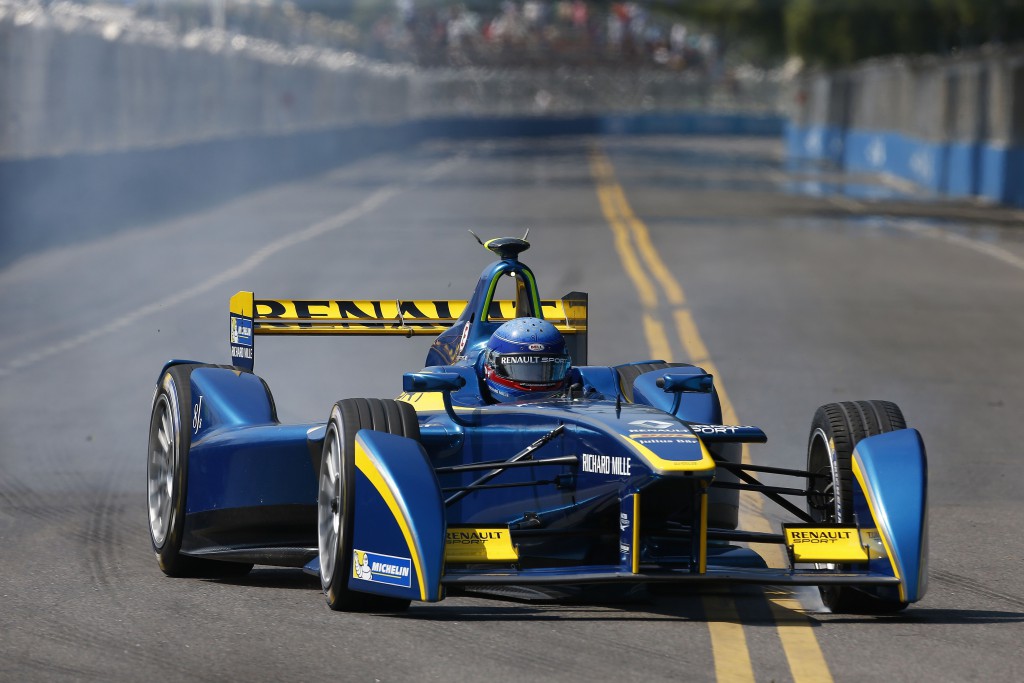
491, 353, 570, 384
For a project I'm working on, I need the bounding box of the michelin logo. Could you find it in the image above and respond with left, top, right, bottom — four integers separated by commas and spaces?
230, 316, 253, 345
352, 549, 412, 588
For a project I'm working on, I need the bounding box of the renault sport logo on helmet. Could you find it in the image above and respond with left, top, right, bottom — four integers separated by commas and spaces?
528, 343, 545, 351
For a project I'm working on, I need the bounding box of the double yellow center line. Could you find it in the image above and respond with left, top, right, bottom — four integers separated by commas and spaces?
588, 145, 833, 683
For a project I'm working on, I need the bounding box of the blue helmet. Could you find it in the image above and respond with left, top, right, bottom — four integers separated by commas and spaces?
483, 317, 571, 402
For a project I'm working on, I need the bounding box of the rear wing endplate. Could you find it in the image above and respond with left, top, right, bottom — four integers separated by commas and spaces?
228, 291, 587, 371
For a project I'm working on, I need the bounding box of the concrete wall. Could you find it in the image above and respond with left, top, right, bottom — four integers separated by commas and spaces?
786, 47, 1024, 207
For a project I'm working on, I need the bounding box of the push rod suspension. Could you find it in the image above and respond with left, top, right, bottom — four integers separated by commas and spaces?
435, 454, 577, 475
710, 481, 812, 497
444, 424, 565, 507
716, 463, 816, 523
442, 479, 557, 494
715, 461, 827, 479
656, 523, 786, 545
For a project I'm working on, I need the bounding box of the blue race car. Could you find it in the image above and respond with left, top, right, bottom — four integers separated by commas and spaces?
147, 236, 927, 613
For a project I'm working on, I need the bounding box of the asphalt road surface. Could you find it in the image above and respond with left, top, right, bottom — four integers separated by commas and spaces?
2, 135, 1023, 682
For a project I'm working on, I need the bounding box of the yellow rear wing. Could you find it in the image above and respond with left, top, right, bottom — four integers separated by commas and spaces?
228, 291, 588, 370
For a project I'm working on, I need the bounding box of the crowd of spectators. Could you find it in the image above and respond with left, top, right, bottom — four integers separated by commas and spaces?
367, 1, 721, 71
125, 1, 722, 73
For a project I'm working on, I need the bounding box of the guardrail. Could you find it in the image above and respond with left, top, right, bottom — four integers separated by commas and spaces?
785, 47, 1024, 207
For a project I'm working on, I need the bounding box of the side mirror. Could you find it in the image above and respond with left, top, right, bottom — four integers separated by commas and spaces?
656, 374, 713, 393
403, 372, 474, 428
403, 372, 466, 394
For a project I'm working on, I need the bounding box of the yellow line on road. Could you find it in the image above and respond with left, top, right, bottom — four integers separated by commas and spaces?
642, 313, 673, 363
610, 184, 686, 306
590, 145, 755, 683
593, 153, 658, 309
768, 596, 834, 683
673, 308, 710, 366
589, 144, 833, 683
703, 596, 755, 683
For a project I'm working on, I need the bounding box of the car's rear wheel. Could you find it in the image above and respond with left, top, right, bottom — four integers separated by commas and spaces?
147, 364, 253, 578
318, 398, 419, 612
806, 400, 908, 613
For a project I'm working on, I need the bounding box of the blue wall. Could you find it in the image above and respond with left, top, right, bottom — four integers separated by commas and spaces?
787, 123, 1024, 208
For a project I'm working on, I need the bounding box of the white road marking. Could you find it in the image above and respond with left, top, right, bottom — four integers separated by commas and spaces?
827, 194, 863, 212
898, 220, 1024, 273
0, 155, 466, 380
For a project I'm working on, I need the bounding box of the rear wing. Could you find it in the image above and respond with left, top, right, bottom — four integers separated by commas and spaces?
228, 291, 588, 371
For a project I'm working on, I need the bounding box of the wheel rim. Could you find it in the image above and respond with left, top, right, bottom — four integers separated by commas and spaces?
807, 428, 842, 524
807, 427, 844, 587
318, 421, 343, 586
148, 392, 177, 548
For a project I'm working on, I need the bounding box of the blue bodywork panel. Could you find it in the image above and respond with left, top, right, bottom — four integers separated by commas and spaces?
185, 367, 315, 513
349, 431, 445, 602
851, 429, 928, 603
175, 366, 317, 560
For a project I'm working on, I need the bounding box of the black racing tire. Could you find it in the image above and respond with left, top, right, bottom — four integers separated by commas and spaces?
806, 400, 908, 613
614, 361, 690, 403
318, 398, 420, 612
147, 364, 253, 578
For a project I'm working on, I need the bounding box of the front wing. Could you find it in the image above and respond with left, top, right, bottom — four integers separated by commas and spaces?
310, 429, 926, 605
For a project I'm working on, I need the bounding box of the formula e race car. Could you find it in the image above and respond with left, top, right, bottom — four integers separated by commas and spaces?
147, 236, 928, 614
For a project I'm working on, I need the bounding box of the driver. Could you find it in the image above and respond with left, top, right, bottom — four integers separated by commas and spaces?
482, 317, 571, 402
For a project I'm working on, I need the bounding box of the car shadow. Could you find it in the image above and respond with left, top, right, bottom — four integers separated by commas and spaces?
811, 608, 1024, 625
210, 567, 320, 590
209, 569, 1024, 626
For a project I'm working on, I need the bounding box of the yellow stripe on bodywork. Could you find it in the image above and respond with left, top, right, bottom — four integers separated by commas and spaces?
229, 291, 254, 318
445, 527, 519, 563
258, 324, 455, 336
396, 391, 480, 415
246, 298, 585, 336
620, 435, 716, 474
851, 452, 905, 601
632, 494, 641, 574
254, 299, 582, 323
699, 483, 709, 573
353, 440, 428, 601
396, 391, 444, 412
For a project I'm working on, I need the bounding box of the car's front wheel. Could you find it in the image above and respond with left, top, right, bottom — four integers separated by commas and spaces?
318, 398, 419, 612
806, 400, 908, 613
